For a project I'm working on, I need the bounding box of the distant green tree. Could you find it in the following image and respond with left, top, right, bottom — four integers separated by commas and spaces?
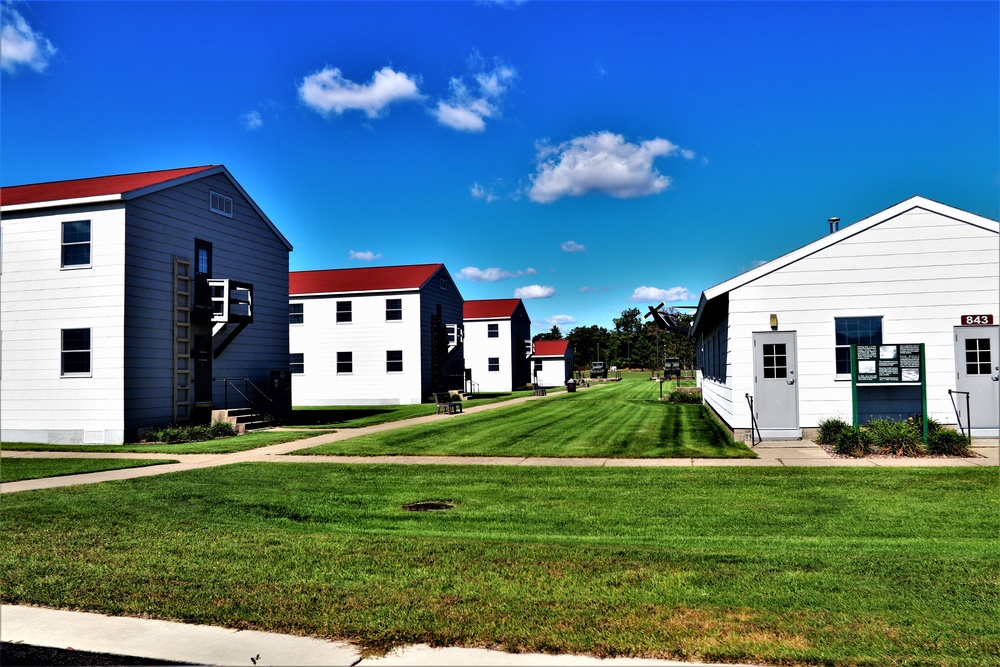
567, 324, 612, 369
532, 325, 562, 342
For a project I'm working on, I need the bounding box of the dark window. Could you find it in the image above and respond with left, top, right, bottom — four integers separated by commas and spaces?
762, 343, 787, 379
386, 350, 403, 372
488, 357, 500, 372
966, 338, 992, 375
534, 360, 542, 372
835, 317, 882, 375
386, 299, 402, 321
61, 328, 91, 375
289, 353, 304, 374
337, 351, 352, 374
336, 301, 352, 323
487, 323, 499, 338
62, 221, 91, 267
289, 303, 304, 325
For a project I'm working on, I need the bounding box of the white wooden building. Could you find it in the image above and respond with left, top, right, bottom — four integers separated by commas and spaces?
691, 196, 999, 440
463, 298, 532, 393
0, 166, 293, 444
530, 340, 574, 388
289, 264, 465, 405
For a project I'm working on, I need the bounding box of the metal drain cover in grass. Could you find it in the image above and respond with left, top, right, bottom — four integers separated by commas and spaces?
403, 501, 455, 512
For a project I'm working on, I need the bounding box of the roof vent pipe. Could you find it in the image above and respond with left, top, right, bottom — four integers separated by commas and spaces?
828, 217, 840, 234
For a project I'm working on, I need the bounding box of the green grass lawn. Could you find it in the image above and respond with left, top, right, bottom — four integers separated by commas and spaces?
0, 429, 331, 455
2, 464, 995, 666
0, 458, 177, 483
296, 379, 751, 458
288, 391, 537, 429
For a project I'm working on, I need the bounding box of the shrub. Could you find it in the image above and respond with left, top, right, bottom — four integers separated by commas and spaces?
927, 428, 973, 456
816, 418, 853, 445
865, 418, 926, 457
210, 420, 238, 438
140, 421, 238, 444
665, 390, 702, 404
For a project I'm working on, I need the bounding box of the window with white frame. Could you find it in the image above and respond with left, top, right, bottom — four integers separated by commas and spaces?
386, 350, 403, 372
534, 359, 542, 372
835, 316, 882, 376
386, 298, 402, 321
336, 301, 352, 323
488, 357, 500, 372
289, 303, 304, 325
337, 351, 353, 374
289, 353, 304, 374
62, 221, 91, 267
487, 323, 499, 338
61, 328, 91, 375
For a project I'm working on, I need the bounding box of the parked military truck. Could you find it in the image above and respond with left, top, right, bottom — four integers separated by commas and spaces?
590, 361, 607, 378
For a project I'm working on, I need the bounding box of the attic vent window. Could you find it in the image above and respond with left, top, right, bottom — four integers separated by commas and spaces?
210, 192, 233, 218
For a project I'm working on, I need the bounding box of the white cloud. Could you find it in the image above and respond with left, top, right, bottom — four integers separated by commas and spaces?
561, 240, 586, 253
470, 182, 499, 203
457, 266, 535, 282
349, 250, 382, 261
433, 58, 516, 132
629, 286, 693, 303
298, 66, 422, 118
528, 132, 695, 203
543, 314, 576, 327
515, 284, 556, 299
1, 2, 57, 75
580, 284, 618, 294
241, 110, 263, 130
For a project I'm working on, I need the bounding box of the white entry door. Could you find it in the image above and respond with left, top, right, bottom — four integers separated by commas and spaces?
752, 331, 801, 440
954, 325, 1000, 437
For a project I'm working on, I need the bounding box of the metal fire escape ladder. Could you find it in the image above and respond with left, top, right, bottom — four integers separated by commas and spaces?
173, 257, 192, 423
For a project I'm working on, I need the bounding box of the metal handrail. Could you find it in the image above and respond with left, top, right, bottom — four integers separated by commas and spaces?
217, 377, 274, 412
745, 393, 763, 447
948, 389, 971, 439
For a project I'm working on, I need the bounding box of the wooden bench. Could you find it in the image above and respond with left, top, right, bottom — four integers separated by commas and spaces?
532, 383, 547, 396
434, 392, 463, 414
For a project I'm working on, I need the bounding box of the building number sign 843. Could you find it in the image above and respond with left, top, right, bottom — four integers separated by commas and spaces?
961, 315, 994, 325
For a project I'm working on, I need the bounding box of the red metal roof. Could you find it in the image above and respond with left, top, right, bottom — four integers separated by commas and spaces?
1, 165, 219, 207
290, 264, 446, 295
464, 298, 522, 319
533, 340, 570, 356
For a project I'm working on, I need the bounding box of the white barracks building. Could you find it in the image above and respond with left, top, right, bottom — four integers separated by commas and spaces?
691, 196, 999, 440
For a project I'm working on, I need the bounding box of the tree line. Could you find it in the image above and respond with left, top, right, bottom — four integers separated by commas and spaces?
532, 307, 696, 371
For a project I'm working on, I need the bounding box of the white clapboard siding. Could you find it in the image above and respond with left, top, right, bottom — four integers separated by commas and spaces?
0, 204, 128, 443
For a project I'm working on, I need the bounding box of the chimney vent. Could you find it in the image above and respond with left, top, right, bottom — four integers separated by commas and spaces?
828, 217, 840, 234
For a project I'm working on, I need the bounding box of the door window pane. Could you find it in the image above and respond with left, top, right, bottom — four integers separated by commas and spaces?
966, 338, 992, 375
763, 343, 787, 379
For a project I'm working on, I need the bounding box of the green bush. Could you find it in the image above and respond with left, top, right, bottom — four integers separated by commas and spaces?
141, 421, 237, 444
210, 420, 238, 438
665, 390, 702, 404
815, 418, 871, 457
927, 428, 973, 456
816, 418, 853, 445
865, 418, 926, 457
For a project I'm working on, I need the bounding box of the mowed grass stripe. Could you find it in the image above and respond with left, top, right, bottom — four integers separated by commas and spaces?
298, 380, 753, 458
0, 458, 177, 483
2, 464, 996, 665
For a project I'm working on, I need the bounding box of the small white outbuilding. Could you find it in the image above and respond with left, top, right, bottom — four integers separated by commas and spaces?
691, 196, 999, 440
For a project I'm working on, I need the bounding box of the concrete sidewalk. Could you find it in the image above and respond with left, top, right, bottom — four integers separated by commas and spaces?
1, 605, 761, 667
3, 419, 997, 493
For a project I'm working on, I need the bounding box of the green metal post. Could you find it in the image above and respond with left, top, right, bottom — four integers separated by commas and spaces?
920, 343, 928, 443
851, 345, 859, 429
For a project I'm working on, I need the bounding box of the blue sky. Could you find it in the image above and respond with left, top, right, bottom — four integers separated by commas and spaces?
3, 1, 997, 332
